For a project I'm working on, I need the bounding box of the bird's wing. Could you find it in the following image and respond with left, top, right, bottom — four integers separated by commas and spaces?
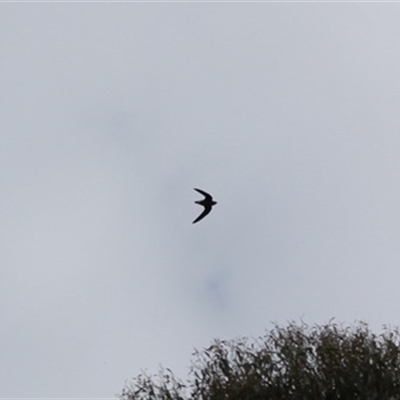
192, 204, 212, 224
194, 188, 213, 201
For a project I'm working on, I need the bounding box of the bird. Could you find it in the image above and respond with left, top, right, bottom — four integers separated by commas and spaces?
193, 188, 217, 224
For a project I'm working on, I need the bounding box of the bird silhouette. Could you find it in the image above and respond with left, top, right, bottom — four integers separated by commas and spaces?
193, 188, 217, 224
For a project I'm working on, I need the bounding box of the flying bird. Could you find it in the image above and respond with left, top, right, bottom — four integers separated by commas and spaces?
193, 188, 217, 224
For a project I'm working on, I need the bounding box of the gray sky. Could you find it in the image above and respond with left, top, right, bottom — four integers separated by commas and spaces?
2, 3, 400, 399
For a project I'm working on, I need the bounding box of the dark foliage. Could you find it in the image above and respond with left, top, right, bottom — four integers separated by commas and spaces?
120, 322, 400, 400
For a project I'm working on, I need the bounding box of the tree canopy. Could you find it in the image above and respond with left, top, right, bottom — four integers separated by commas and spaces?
120, 321, 400, 400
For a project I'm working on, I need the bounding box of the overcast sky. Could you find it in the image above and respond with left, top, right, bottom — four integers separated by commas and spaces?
2, 3, 400, 399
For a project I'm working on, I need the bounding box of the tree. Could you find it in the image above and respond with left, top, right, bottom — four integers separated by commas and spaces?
119, 321, 400, 400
